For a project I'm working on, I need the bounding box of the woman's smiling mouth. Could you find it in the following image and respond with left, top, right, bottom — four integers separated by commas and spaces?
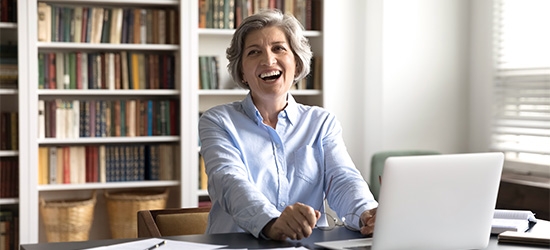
259, 70, 282, 81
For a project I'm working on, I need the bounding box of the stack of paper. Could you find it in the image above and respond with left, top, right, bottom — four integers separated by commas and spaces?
491, 209, 537, 234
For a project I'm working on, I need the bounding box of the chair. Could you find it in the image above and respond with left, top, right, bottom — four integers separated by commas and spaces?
137, 207, 211, 237
369, 150, 440, 201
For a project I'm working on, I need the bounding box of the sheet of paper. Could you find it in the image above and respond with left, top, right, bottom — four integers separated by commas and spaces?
82, 238, 227, 250
314, 238, 373, 250
494, 209, 537, 222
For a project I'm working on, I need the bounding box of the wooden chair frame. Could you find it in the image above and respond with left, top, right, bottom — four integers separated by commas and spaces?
137, 207, 211, 238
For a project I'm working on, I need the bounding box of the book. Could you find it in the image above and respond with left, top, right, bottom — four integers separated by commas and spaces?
137, 53, 146, 89
157, 9, 166, 44
106, 52, 115, 90
97, 146, 105, 182
145, 9, 153, 44
491, 209, 537, 235
120, 51, 129, 89
69, 146, 79, 183
55, 52, 64, 89
199, 0, 208, 29
167, 9, 178, 44
198, 56, 210, 89
73, 7, 83, 43
81, 52, 88, 89
126, 100, 136, 137
37, 3, 52, 42
131, 52, 140, 89
48, 147, 57, 184
90, 7, 104, 43
133, 8, 141, 44
81, 7, 89, 42
498, 231, 550, 247
0, 211, 12, 250
110, 8, 123, 44
75, 52, 82, 89
100, 8, 111, 43
38, 147, 49, 185
199, 154, 207, 190
56, 147, 64, 184
71, 100, 80, 138
38, 100, 45, 138
38, 53, 45, 89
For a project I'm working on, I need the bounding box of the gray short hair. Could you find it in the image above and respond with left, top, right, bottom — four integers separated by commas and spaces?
226, 9, 313, 89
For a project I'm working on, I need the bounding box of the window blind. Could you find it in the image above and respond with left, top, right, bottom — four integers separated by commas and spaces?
492, 0, 550, 167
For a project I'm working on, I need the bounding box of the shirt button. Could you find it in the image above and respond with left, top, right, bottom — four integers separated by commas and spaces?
280, 202, 286, 207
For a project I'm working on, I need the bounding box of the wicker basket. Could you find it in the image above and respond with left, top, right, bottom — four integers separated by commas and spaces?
105, 189, 168, 239
39, 192, 96, 242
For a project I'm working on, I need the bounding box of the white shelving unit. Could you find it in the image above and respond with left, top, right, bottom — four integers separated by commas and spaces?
0, 5, 20, 250
17, 0, 198, 243
13, 0, 326, 244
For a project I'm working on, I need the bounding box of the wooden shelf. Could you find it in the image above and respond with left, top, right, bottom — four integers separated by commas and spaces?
38, 180, 179, 191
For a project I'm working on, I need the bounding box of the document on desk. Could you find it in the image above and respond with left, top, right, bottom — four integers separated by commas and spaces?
491, 209, 537, 234
82, 238, 227, 250
314, 238, 373, 249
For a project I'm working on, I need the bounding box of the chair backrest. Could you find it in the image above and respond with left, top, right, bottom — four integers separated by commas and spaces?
137, 207, 211, 237
369, 150, 440, 200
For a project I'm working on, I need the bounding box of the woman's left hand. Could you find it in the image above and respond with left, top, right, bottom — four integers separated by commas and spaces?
360, 208, 377, 236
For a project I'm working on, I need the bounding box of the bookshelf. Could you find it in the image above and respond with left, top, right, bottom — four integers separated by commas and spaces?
1, 0, 20, 248
11, 0, 326, 244
17, 0, 193, 243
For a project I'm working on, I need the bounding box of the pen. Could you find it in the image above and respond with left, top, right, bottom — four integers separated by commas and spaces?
144, 240, 166, 250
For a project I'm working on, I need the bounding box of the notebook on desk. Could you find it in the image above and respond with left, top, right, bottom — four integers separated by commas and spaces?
315, 152, 504, 250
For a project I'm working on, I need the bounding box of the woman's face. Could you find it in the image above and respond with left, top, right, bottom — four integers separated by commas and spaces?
241, 26, 296, 101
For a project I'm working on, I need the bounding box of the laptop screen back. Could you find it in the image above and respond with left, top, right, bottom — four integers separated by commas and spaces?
371, 152, 504, 250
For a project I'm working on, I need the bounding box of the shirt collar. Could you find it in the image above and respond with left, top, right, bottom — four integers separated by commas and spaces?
241, 93, 298, 126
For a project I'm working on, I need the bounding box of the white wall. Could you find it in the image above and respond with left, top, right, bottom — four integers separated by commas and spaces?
324, 0, 472, 181
323, 1, 370, 177
468, 0, 493, 153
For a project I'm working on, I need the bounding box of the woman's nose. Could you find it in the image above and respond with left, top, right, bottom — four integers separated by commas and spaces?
261, 52, 276, 66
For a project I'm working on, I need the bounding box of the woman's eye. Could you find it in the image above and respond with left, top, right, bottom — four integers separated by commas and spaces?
274, 46, 286, 52
247, 50, 259, 56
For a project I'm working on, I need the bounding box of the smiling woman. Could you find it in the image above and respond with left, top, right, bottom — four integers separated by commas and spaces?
198, 9, 378, 242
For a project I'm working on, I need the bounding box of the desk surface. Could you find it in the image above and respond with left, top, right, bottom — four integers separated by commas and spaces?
21, 220, 550, 250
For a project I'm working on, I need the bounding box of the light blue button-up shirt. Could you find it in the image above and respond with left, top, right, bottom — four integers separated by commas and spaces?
199, 93, 378, 238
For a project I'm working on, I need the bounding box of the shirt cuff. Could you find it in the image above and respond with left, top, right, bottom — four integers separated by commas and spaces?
258, 218, 277, 240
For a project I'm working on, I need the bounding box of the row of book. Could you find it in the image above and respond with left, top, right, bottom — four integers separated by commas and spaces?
38, 99, 178, 139
0, 45, 17, 89
0, 157, 17, 198
0, 209, 18, 250
199, 0, 321, 30
37, 3, 179, 44
38, 144, 178, 185
293, 56, 322, 90
0, 0, 17, 23
198, 56, 220, 90
38, 52, 176, 90
0, 112, 17, 150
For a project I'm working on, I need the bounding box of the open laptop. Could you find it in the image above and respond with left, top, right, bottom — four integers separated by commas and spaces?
315, 152, 504, 250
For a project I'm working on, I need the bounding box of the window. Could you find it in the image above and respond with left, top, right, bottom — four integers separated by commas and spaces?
492, 0, 550, 175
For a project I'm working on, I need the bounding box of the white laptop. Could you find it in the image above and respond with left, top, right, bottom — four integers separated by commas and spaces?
315, 152, 504, 250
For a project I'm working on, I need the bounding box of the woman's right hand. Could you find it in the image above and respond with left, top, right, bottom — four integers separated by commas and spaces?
262, 202, 321, 241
